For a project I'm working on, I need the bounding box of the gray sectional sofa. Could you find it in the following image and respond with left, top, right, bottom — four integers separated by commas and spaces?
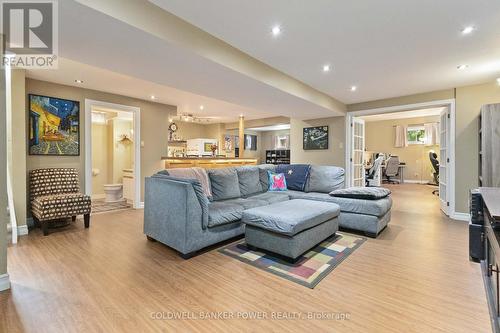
144, 164, 392, 258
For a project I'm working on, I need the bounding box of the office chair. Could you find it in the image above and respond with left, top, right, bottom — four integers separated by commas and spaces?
429, 152, 439, 195
366, 155, 384, 187
384, 156, 400, 184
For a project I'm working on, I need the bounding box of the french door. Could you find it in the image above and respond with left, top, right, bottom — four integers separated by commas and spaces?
351, 118, 365, 187
439, 108, 449, 214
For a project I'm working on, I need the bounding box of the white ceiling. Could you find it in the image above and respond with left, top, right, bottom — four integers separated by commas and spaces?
359, 107, 445, 122
152, 0, 500, 104
44, 0, 343, 124
27, 58, 272, 123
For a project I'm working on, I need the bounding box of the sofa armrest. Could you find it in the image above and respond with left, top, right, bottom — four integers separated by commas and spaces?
144, 177, 204, 254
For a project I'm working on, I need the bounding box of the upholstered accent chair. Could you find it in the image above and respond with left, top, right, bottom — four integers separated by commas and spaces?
30, 168, 91, 235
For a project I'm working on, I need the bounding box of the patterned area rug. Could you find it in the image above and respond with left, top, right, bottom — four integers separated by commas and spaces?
218, 232, 365, 288
91, 199, 131, 213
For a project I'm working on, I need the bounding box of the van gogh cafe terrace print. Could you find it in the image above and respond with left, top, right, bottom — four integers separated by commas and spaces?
28, 94, 80, 156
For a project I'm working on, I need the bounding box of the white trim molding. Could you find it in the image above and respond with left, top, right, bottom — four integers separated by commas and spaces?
346, 99, 456, 219
450, 212, 470, 222
0, 274, 11, 291
17, 225, 28, 236
404, 180, 432, 184
137, 202, 144, 209
84, 99, 141, 209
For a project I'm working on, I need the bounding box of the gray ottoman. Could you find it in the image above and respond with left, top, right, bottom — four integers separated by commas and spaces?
242, 199, 340, 261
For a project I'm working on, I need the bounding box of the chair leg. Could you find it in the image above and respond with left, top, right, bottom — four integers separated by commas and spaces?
72, 216, 76, 222
32, 216, 40, 227
84, 214, 90, 228
40, 220, 49, 236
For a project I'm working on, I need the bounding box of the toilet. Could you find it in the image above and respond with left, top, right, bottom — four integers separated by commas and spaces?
103, 184, 123, 203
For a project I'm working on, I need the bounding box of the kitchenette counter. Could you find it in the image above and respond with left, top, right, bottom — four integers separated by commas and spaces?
162, 157, 258, 169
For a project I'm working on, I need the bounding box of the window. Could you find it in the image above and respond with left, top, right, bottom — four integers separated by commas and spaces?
407, 125, 425, 144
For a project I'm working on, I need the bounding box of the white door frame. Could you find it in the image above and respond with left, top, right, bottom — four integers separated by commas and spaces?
84, 99, 141, 209
345, 99, 458, 219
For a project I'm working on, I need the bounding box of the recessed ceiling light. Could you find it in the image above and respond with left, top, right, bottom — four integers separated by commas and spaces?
150, 95, 156, 100
199, 105, 204, 110
75, 79, 83, 84
457, 64, 469, 70
461, 26, 475, 35
322, 64, 331, 72
271, 25, 281, 36
350, 86, 357, 92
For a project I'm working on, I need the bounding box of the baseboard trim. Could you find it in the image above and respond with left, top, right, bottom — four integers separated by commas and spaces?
17, 224, 28, 236
0, 274, 11, 291
136, 202, 144, 209
450, 212, 470, 222
404, 180, 432, 184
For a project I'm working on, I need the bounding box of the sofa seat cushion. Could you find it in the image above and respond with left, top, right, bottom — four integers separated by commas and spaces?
287, 190, 392, 217
247, 191, 290, 205
208, 168, 241, 201
242, 199, 340, 236
236, 166, 262, 197
32, 193, 91, 221
223, 198, 268, 210
208, 201, 245, 227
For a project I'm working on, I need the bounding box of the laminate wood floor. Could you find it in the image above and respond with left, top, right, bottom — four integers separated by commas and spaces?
0, 184, 491, 332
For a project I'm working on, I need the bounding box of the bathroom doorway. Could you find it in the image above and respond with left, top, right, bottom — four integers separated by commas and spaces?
84, 100, 141, 210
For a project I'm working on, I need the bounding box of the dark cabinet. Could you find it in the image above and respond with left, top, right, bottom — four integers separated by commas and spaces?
480, 188, 500, 333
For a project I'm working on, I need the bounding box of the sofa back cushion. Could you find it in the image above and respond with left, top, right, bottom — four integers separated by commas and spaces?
236, 166, 261, 197
258, 164, 276, 192
208, 168, 241, 201
305, 165, 345, 193
275, 164, 311, 191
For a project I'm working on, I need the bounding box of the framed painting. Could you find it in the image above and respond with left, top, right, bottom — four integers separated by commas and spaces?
28, 94, 80, 156
244, 134, 257, 150
303, 126, 329, 150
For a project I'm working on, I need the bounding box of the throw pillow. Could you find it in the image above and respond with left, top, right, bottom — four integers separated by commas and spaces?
329, 187, 391, 200
267, 171, 287, 191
